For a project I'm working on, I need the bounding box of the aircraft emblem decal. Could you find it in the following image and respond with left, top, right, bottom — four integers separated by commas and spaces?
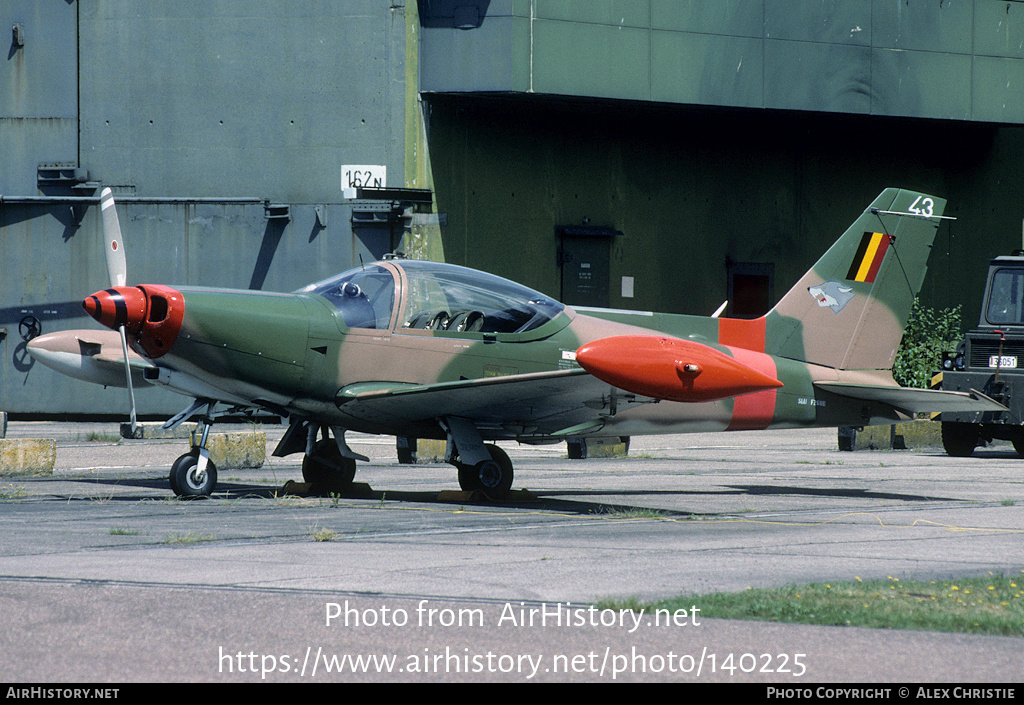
808, 281, 854, 314
847, 231, 891, 283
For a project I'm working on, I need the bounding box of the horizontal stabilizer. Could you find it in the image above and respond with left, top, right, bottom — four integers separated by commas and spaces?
814, 382, 1007, 416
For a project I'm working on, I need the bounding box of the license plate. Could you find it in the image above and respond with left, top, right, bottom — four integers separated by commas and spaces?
989, 355, 1017, 368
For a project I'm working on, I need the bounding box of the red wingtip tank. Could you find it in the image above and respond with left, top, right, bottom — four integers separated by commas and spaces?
575, 335, 783, 403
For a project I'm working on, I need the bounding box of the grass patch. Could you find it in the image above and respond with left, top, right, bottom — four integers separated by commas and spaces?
602, 573, 1024, 637
0, 485, 27, 500
109, 527, 139, 536
596, 506, 667, 520
162, 531, 213, 544
310, 524, 336, 542
74, 431, 122, 443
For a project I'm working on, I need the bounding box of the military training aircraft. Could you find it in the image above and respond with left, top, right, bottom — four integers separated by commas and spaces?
27, 187, 1005, 498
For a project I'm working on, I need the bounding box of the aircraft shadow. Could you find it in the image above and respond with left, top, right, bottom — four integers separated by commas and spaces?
725, 485, 958, 503
49, 477, 960, 514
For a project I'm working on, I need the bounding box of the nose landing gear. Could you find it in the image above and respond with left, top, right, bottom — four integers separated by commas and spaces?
168, 400, 219, 497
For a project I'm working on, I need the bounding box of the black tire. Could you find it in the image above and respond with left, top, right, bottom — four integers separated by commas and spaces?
1012, 434, 1024, 458
302, 439, 356, 494
169, 450, 217, 497
457, 444, 513, 499
941, 422, 978, 458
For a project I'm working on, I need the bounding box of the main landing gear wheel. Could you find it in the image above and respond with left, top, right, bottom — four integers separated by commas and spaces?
1012, 434, 1024, 458
941, 422, 979, 458
169, 450, 218, 497
457, 443, 513, 500
302, 439, 357, 494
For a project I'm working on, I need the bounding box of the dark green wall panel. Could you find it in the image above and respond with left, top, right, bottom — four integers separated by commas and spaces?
872, 49, 973, 120
425, 95, 1018, 330
651, 0, 763, 36
532, 21, 651, 100
975, 0, 1024, 58
764, 0, 871, 45
974, 56, 1024, 123
872, 0, 973, 53
763, 41, 871, 114
421, 0, 1024, 124
651, 32, 762, 108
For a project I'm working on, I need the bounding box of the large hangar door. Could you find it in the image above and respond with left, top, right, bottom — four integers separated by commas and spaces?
557, 226, 619, 308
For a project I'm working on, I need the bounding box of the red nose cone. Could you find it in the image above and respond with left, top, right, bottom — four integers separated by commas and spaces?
82, 285, 184, 358
576, 335, 783, 403
83, 287, 148, 334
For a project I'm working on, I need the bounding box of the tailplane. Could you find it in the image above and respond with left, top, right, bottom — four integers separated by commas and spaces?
763, 188, 946, 371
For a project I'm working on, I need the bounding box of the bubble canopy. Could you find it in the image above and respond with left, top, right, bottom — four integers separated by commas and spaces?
298, 260, 565, 334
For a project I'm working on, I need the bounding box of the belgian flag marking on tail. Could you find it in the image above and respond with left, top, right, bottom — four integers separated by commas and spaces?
846, 232, 891, 283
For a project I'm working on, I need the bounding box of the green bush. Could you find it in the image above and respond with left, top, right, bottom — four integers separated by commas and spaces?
893, 299, 962, 388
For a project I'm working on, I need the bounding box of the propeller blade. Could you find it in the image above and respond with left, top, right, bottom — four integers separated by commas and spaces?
100, 187, 127, 287
102, 188, 138, 437
118, 325, 139, 438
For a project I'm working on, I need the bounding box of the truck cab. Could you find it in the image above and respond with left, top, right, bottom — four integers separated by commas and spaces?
939, 254, 1024, 456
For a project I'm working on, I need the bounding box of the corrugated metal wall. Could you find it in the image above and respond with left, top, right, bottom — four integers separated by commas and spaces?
1, 1, 78, 195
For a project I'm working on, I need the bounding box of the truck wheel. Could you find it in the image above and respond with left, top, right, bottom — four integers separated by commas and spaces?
941, 422, 978, 458
1012, 436, 1024, 458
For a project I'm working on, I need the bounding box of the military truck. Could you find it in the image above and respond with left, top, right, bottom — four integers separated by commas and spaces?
937, 253, 1024, 456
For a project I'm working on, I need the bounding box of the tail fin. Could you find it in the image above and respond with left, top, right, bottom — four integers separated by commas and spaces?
722, 189, 946, 371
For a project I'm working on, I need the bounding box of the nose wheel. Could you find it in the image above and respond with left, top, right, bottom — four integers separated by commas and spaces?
169, 449, 218, 497
166, 399, 219, 497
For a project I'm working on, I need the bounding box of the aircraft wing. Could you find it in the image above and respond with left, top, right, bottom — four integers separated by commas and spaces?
813, 382, 1007, 416
335, 368, 641, 437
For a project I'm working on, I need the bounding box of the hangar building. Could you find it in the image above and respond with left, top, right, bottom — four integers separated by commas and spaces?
3, 0, 1024, 415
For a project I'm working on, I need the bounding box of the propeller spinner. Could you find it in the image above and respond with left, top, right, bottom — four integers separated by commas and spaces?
82, 284, 184, 358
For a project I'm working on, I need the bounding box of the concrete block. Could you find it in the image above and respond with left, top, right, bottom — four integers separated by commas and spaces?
416, 438, 447, 463
195, 431, 266, 469
892, 419, 943, 449
121, 421, 191, 439
121, 423, 265, 468
838, 420, 942, 451
567, 437, 630, 459
396, 435, 416, 464
0, 438, 56, 476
